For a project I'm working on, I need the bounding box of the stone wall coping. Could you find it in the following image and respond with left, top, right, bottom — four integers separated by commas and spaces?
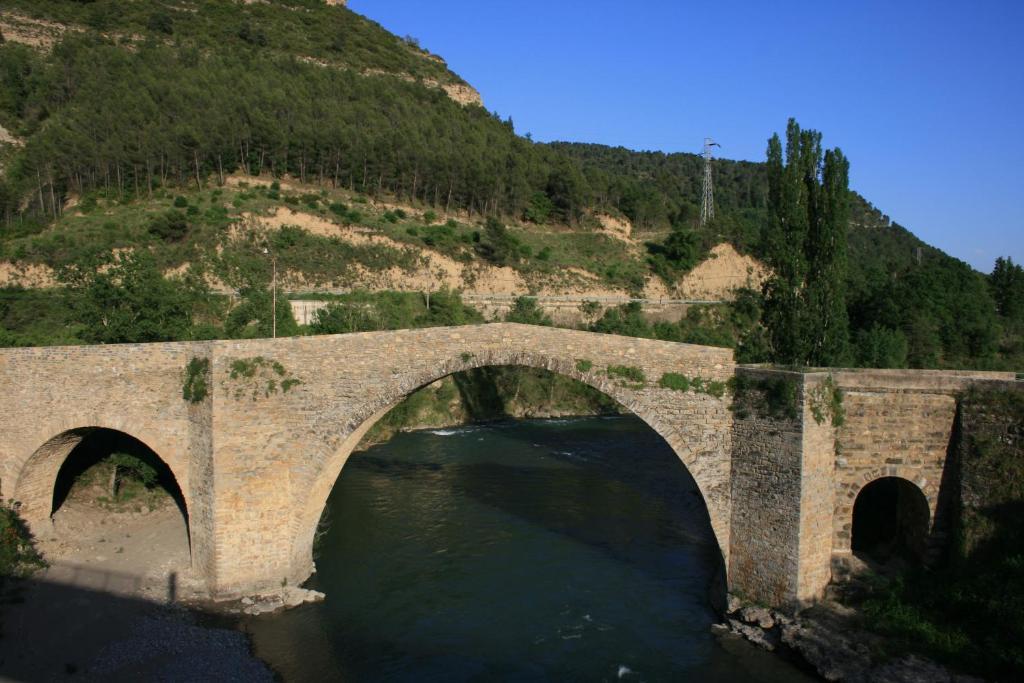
0, 323, 736, 362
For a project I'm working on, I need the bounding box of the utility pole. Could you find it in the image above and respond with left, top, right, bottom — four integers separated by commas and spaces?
263, 247, 277, 338
701, 137, 721, 227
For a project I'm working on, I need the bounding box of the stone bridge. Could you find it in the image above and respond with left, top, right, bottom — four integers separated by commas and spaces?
0, 323, 1015, 607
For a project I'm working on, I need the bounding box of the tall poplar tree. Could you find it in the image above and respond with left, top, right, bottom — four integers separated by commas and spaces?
761, 119, 850, 366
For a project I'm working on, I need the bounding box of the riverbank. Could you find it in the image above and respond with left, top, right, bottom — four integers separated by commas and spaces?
357, 366, 622, 449
0, 496, 275, 680
0, 576, 274, 681
717, 592, 988, 683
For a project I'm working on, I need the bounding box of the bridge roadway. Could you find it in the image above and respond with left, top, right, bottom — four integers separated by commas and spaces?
0, 323, 1014, 606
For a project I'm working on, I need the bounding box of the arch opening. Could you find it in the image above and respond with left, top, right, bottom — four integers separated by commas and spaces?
16, 427, 192, 591
851, 476, 930, 564
296, 362, 728, 602
269, 364, 730, 679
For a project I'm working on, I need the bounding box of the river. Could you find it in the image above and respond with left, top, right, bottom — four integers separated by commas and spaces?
245, 416, 815, 682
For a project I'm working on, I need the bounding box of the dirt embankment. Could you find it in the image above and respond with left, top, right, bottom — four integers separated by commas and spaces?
0, 12, 75, 51
677, 243, 769, 300
0, 261, 59, 288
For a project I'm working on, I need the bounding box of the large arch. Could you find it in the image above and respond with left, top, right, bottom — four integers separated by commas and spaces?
11, 426, 193, 565
288, 349, 731, 585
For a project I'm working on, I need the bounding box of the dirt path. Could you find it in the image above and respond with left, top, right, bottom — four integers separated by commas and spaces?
35, 499, 197, 601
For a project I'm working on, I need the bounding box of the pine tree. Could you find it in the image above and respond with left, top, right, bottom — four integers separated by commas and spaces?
761, 119, 850, 366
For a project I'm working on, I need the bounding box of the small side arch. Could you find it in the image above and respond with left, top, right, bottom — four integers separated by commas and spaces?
846, 472, 934, 563
11, 426, 192, 560
288, 350, 732, 583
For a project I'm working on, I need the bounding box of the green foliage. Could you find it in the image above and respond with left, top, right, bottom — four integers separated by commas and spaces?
857, 502, 1024, 680
505, 296, 552, 326
182, 356, 210, 403
225, 287, 299, 339
808, 375, 845, 427
761, 119, 850, 366
364, 366, 621, 445
658, 373, 690, 392
658, 372, 726, 398
853, 325, 909, 368
0, 287, 81, 347
147, 210, 190, 242
58, 250, 203, 344
990, 256, 1024, 321
591, 302, 653, 338
731, 373, 800, 421
0, 504, 46, 579
0, 3, 1015, 371
226, 356, 301, 401
647, 226, 703, 283
575, 359, 593, 373
476, 217, 525, 266
523, 191, 554, 224
606, 365, 646, 383
309, 290, 482, 335
109, 451, 158, 489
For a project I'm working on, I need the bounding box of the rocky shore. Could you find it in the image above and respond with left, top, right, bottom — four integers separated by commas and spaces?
715, 594, 985, 683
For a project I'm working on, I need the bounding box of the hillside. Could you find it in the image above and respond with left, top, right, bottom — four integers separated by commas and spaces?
0, 0, 1019, 371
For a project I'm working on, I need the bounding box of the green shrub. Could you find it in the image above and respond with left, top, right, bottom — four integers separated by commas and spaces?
659, 372, 690, 392
731, 374, 800, 420
576, 359, 593, 373
147, 210, 189, 242
607, 365, 646, 383
0, 505, 46, 579
182, 356, 210, 403
173, 195, 189, 208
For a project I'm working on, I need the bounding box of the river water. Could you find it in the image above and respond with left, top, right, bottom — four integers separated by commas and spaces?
246, 416, 815, 682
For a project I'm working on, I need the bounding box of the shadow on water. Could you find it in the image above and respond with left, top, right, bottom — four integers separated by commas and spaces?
247, 416, 818, 682
350, 416, 725, 603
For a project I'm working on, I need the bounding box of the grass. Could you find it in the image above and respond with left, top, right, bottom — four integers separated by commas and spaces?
0, 177, 660, 296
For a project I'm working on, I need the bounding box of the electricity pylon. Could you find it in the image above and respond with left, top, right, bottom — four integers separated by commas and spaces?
701, 137, 721, 227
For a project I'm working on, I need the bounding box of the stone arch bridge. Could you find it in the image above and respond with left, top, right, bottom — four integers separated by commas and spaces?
0, 324, 1015, 607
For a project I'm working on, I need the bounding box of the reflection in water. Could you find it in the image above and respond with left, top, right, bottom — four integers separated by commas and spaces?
247, 416, 814, 682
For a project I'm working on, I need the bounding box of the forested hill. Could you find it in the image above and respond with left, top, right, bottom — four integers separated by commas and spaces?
0, 1, 1020, 370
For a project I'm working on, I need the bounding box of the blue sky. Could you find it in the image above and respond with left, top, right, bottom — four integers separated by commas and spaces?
349, 1, 1023, 272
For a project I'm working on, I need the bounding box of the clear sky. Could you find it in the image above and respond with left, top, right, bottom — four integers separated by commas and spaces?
348, 0, 1023, 273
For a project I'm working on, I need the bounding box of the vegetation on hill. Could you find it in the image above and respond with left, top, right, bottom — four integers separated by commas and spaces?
0, 1, 1018, 373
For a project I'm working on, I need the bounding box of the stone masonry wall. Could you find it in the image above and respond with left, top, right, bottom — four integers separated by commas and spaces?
203, 323, 735, 596
796, 374, 839, 601
729, 368, 804, 606
828, 370, 1014, 572
1, 328, 1013, 605
0, 341, 213, 582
